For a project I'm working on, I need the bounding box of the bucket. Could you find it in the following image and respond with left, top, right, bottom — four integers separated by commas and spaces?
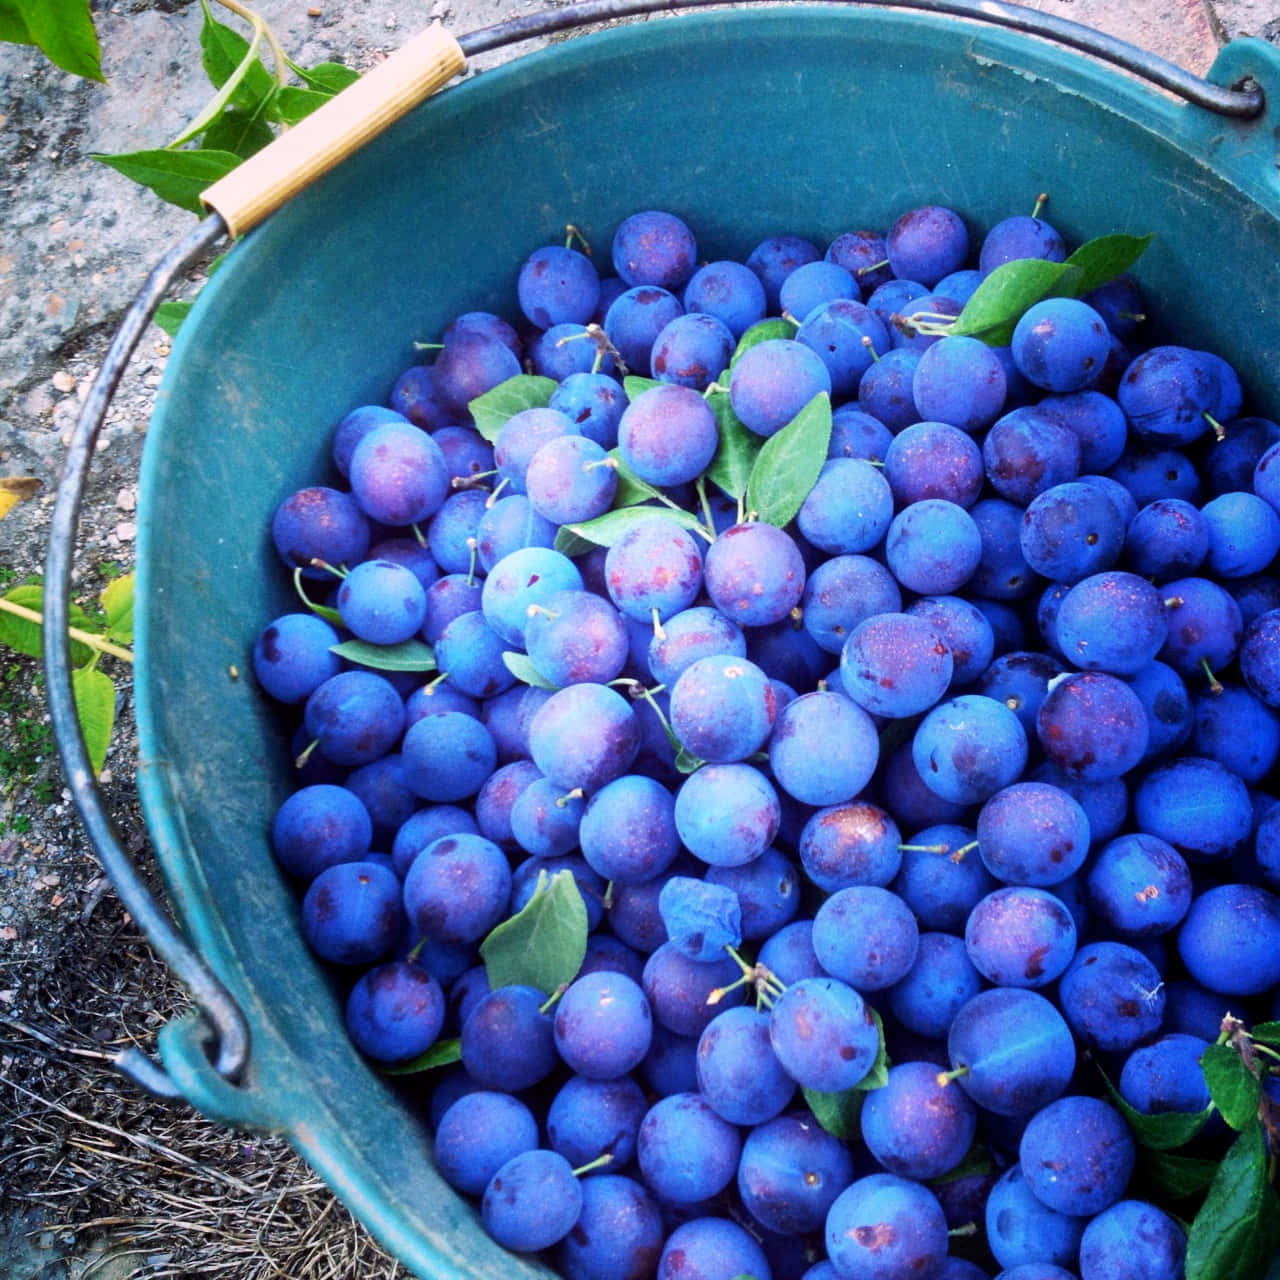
45, 3, 1280, 1277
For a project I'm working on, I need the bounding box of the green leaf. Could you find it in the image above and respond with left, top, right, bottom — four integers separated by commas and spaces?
623, 375, 664, 401
705, 390, 762, 502
378, 1035, 462, 1075
72, 666, 115, 776
0, 585, 94, 665
1250, 1021, 1280, 1048
199, 107, 275, 159
502, 651, 559, 691
674, 745, 704, 775
271, 85, 333, 127
100, 573, 134, 645
1060, 233, 1154, 299
1099, 1064, 1213, 1150
153, 300, 193, 339
553, 525, 597, 558
92, 148, 243, 215
0, 0, 103, 81
480, 869, 589, 996
561, 505, 707, 549
948, 257, 1081, 345
730, 319, 798, 368
469, 375, 557, 444
745, 392, 832, 528
1140, 1149, 1222, 1202
1202, 1042, 1262, 1131
803, 1085, 863, 1140
607, 449, 664, 508
330, 638, 436, 672
855, 1005, 890, 1092
198, 0, 274, 110
928, 1140, 995, 1187
1186, 1125, 1280, 1280
290, 59, 359, 94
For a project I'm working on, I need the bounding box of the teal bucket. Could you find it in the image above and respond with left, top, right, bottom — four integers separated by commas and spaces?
120, 5, 1280, 1276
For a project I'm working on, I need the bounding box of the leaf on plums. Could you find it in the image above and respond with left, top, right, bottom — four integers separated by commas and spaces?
730, 318, 797, 368
153, 301, 193, 338
1098, 1063, 1213, 1150
855, 1005, 890, 1092
1140, 1149, 1222, 1202
948, 258, 1080, 346
705, 391, 761, 501
379, 1035, 462, 1075
72, 666, 116, 776
480, 869, 589, 996
562, 505, 706, 549
928, 1140, 995, 1186
803, 1085, 863, 1140
330, 638, 437, 672
1058, 232, 1154, 298
1186, 1125, 1280, 1280
552, 526, 596, 558
1202, 1042, 1262, 1131
502, 651, 558, 690
468, 375, 557, 444
674, 745, 704, 775
292, 568, 343, 625
1249, 1021, 1280, 1048
745, 391, 832, 529
92, 148, 244, 215
101, 573, 135, 645
623, 376, 663, 401
607, 450, 664, 508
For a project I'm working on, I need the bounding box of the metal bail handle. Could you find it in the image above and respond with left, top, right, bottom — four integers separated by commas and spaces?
45, 0, 1268, 1106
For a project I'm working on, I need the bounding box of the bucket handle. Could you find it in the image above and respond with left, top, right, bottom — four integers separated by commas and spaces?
44, 0, 1269, 1106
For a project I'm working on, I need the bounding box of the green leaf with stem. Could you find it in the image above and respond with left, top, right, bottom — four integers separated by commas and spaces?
329, 638, 436, 672
292, 568, 343, 626
745, 392, 832, 528
197, 0, 278, 111
1058, 233, 1154, 298
0, 0, 103, 80
730, 318, 797, 368
553, 526, 597, 558
153, 301, 193, 339
1098, 1062, 1213, 1150
705, 390, 761, 502
946, 258, 1081, 346
607, 450, 664, 508
469, 375, 557, 444
502, 651, 559, 691
271, 85, 334, 127
379, 1036, 462, 1075
803, 1085, 863, 1140
92, 148, 243, 215
1139, 1149, 1222, 1202
1186, 1125, 1280, 1280
855, 1005, 890, 1092
72, 665, 116, 776
560, 505, 709, 549
480, 869, 589, 997
0, 586, 126, 666
1202, 1041, 1263, 1131
200, 106, 275, 159
1250, 1022, 1280, 1049
100, 573, 134, 645
623, 375, 663, 401
287, 58, 359, 94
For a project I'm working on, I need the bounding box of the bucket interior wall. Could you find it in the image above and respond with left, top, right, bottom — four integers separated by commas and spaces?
134, 8, 1280, 1277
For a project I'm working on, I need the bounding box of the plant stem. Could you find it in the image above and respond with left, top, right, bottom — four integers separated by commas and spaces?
0, 598, 132, 664
214, 0, 290, 86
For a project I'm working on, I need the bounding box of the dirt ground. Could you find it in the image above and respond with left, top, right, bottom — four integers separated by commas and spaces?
0, 0, 1277, 1277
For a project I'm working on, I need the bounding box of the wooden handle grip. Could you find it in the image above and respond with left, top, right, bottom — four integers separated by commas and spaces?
201, 25, 466, 237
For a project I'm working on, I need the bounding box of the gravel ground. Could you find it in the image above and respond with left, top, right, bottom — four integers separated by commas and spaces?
0, 0, 1277, 1276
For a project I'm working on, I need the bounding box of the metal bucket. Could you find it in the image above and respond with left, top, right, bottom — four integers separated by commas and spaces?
45, 3, 1280, 1276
